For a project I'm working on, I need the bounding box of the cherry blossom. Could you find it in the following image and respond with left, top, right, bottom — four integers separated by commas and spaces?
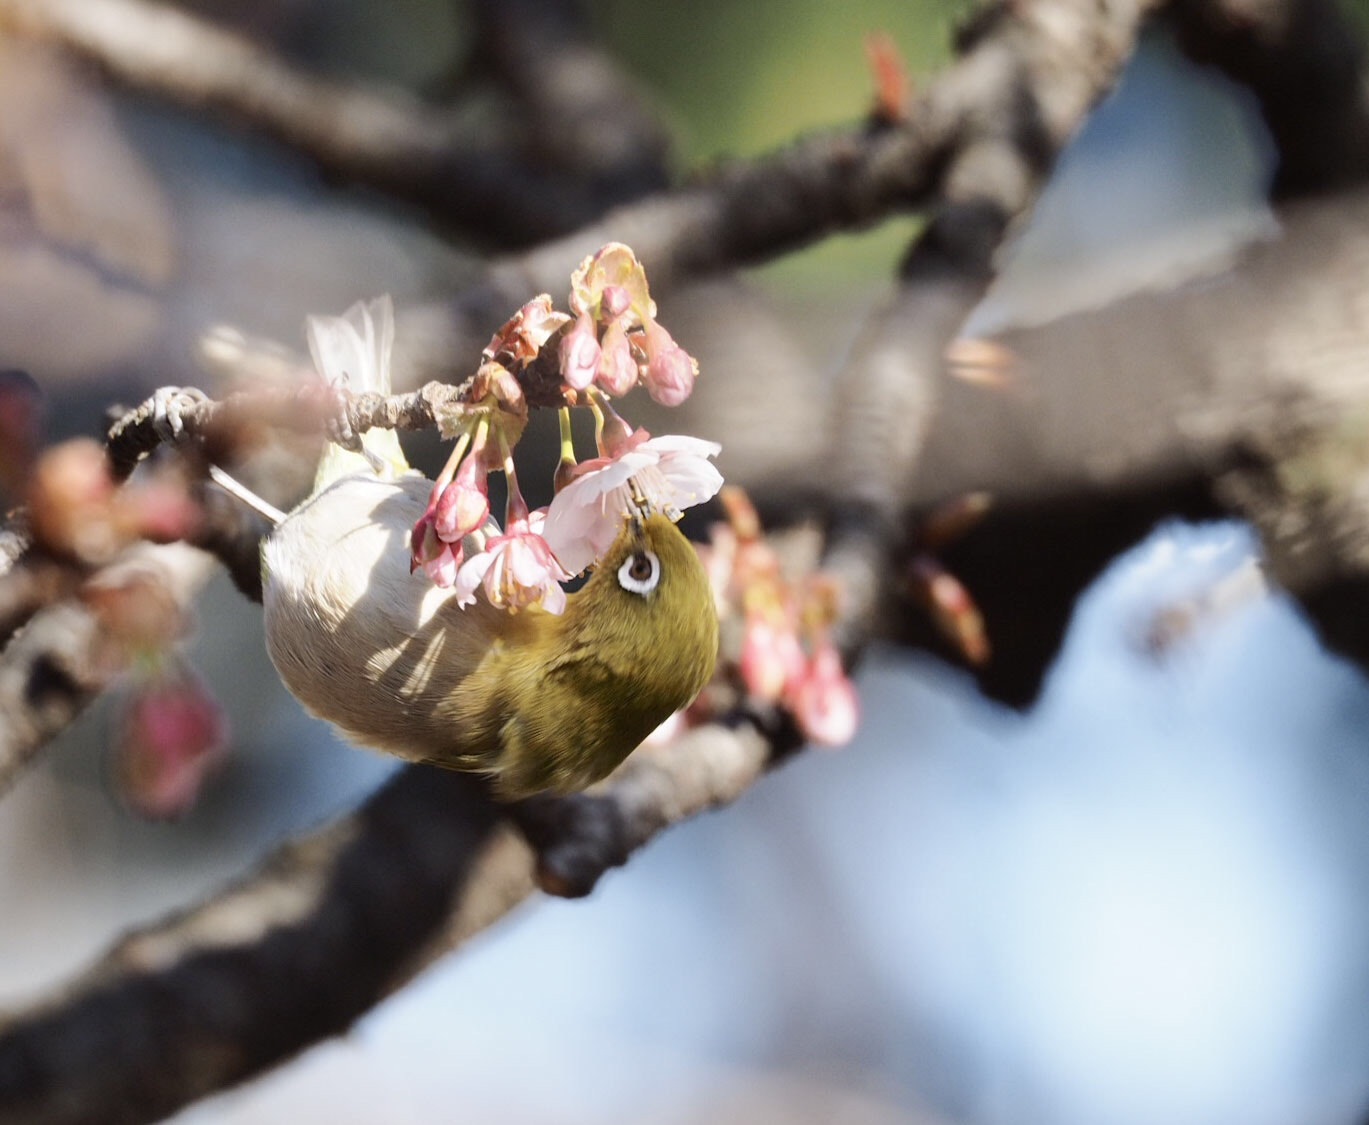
484, 294, 570, 365
455, 509, 572, 614
115, 671, 229, 819
786, 640, 860, 747
542, 434, 723, 575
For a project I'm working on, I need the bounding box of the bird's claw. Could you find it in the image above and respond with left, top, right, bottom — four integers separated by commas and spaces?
150, 386, 210, 444
323, 387, 363, 453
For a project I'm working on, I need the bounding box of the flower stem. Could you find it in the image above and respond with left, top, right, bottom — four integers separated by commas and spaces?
557, 407, 576, 466
554, 407, 578, 494
435, 427, 473, 489
498, 423, 529, 524
586, 395, 606, 457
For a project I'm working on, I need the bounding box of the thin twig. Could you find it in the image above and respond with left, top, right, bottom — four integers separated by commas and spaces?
105, 382, 475, 482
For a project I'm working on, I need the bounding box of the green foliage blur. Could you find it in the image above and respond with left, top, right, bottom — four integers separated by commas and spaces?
589, 0, 964, 291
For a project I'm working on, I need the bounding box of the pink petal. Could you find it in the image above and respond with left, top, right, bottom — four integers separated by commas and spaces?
423, 541, 462, 588
540, 580, 567, 615
455, 549, 495, 607
595, 321, 638, 396
560, 312, 602, 391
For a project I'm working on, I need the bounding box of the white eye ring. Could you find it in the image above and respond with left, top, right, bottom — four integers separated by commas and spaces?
617, 549, 661, 596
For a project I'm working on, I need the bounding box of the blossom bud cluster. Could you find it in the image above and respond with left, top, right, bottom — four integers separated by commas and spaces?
699, 486, 859, 747
21, 432, 225, 818
28, 439, 200, 565
85, 568, 227, 820
559, 243, 698, 406
400, 243, 720, 615
115, 668, 228, 820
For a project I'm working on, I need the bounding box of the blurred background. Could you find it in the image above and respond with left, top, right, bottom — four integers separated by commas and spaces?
7, 2, 1369, 1123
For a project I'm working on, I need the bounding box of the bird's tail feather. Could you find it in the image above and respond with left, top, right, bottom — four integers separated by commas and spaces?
306, 294, 409, 490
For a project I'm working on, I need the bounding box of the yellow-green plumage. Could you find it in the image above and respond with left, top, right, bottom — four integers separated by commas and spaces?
439, 512, 717, 796
262, 473, 717, 799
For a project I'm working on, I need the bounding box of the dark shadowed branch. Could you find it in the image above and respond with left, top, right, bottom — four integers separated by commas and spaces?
0, 0, 667, 245
1170, 0, 1369, 197
395, 0, 1158, 380
0, 715, 781, 1125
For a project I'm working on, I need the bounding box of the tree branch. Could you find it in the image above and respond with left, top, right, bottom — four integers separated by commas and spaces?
104, 382, 476, 483
14, 1, 1369, 1117
0, 716, 781, 1125
0, 0, 664, 246
396, 0, 1157, 381
1169, 0, 1369, 196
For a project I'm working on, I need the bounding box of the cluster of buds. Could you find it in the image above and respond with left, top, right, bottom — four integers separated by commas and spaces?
82, 563, 229, 819
701, 486, 859, 747
906, 492, 993, 666
21, 423, 225, 818
560, 242, 698, 405
27, 439, 200, 566
407, 244, 718, 612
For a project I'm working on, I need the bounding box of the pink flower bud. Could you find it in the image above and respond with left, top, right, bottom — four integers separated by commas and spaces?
115, 672, 228, 819
28, 438, 117, 561
595, 320, 638, 396
642, 319, 697, 406
411, 492, 465, 586
740, 613, 804, 701
600, 285, 631, 321
787, 641, 859, 747
424, 540, 462, 588
560, 312, 601, 391
434, 455, 490, 542
125, 478, 202, 544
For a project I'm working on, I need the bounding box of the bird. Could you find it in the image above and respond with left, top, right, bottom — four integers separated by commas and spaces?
257, 296, 719, 799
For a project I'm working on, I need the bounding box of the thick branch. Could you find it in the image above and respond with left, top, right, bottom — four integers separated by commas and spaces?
0, 719, 778, 1125
0, 560, 79, 649
467, 0, 670, 194
1169, 0, 1369, 196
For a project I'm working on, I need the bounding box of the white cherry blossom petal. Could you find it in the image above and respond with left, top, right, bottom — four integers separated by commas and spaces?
543, 434, 723, 575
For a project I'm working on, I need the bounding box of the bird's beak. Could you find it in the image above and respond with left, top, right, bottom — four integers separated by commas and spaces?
627, 479, 653, 524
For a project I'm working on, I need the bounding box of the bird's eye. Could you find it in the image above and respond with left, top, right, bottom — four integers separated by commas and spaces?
617, 550, 660, 596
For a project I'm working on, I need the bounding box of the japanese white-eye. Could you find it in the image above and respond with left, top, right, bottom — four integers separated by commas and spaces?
261, 470, 718, 798
254, 296, 718, 798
